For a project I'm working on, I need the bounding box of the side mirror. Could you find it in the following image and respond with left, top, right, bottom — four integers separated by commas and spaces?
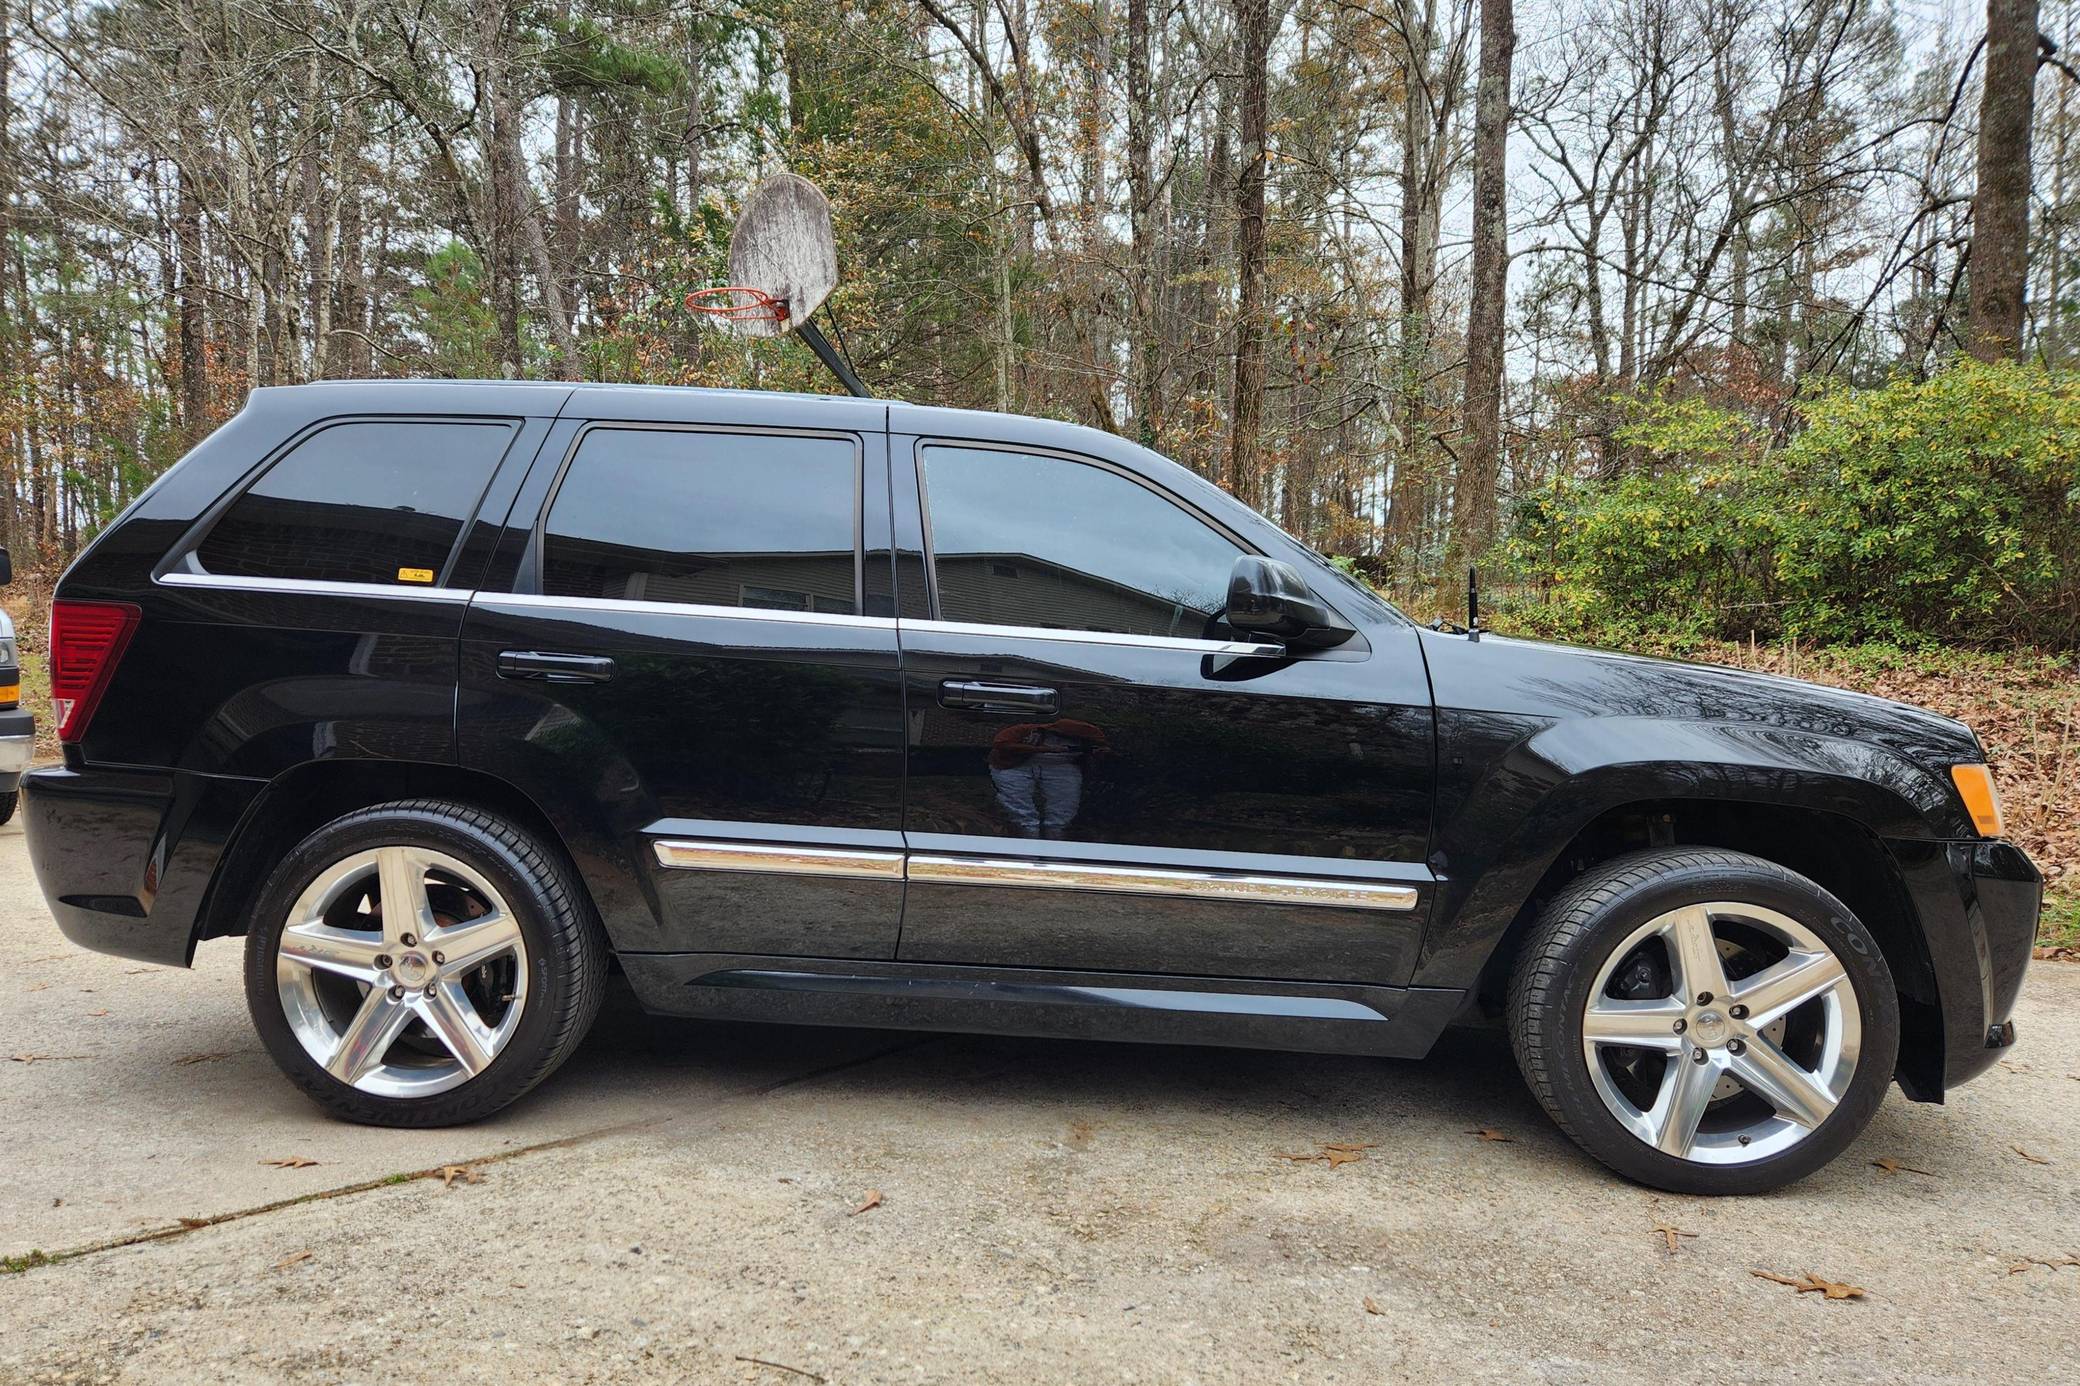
1225, 556, 1355, 649
0, 547, 11, 586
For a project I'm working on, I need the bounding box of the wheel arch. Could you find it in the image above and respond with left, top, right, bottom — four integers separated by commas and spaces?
195, 759, 625, 955
1467, 798, 1943, 1101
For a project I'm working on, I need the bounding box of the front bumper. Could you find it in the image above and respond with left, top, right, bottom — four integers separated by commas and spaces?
22, 763, 264, 966
0, 707, 34, 787
1890, 837, 2041, 1096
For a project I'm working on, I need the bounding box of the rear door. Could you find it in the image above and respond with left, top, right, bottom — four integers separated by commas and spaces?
890, 434, 1437, 985
457, 394, 907, 960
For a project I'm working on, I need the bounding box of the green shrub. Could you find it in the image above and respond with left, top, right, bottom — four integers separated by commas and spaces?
1505, 361, 2080, 649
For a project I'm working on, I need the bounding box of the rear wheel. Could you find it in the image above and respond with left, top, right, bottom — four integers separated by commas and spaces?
0, 789, 15, 826
1508, 848, 1899, 1194
244, 800, 606, 1126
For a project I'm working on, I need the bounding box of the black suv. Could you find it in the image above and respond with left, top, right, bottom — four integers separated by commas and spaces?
24, 381, 2039, 1194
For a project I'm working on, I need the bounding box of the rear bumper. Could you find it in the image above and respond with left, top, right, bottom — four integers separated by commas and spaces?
1890, 837, 2041, 1096
22, 764, 265, 966
0, 707, 34, 787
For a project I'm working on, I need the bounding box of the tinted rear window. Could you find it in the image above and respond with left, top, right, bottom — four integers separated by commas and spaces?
540, 428, 859, 613
197, 420, 514, 585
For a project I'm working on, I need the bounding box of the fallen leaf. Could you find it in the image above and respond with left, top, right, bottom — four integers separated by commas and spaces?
1871, 1156, 1936, 1177
1363, 1295, 1384, 1315
1653, 1222, 1698, 1255
1276, 1141, 1377, 1169
437, 1164, 483, 1189
85, 1010, 110, 1018
172, 1052, 231, 1066
9, 1053, 85, 1064
1751, 1269, 1866, 1300
124, 968, 154, 975
848, 1189, 883, 1217
24, 981, 48, 992
2007, 1254, 2080, 1274
271, 1250, 312, 1271
2012, 1146, 2052, 1165
1466, 1128, 1514, 1143
260, 1156, 320, 1170
178, 1218, 210, 1230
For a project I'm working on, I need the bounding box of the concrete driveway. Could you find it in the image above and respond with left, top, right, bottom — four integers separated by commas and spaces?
2, 816, 2076, 1384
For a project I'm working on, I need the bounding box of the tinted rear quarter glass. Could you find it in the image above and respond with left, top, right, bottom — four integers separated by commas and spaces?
540, 427, 859, 613
197, 419, 515, 585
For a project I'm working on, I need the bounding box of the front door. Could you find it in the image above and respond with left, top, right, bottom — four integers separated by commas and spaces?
892, 437, 1436, 985
458, 407, 908, 960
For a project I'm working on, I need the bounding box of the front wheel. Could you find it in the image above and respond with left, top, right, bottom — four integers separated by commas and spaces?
1508, 848, 1899, 1195
244, 800, 606, 1126
0, 788, 16, 826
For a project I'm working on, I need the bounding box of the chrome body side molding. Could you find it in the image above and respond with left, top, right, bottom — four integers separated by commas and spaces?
652, 838, 906, 881
907, 854, 1420, 912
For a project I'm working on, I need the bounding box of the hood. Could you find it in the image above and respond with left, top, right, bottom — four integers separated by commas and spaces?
1421, 630, 1984, 771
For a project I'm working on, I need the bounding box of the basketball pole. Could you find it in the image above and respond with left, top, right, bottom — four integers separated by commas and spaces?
795, 319, 870, 399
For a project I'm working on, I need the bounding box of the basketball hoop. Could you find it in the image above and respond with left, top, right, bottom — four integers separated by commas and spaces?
684, 285, 790, 328
677, 173, 869, 398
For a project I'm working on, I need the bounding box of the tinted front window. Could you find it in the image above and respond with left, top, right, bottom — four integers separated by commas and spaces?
541, 428, 858, 613
198, 420, 514, 585
922, 446, 1243, 637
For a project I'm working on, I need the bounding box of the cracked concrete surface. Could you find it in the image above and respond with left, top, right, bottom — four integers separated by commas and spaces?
3, 813, 2077, 1383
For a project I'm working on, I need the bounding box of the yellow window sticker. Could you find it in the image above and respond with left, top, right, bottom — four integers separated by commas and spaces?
396, 567, 435, 584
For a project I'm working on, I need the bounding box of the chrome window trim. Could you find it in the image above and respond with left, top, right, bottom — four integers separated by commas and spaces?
906, 854, 1420, 912
653, 839, 906, 881
478, 590, 895, 632
900, 617, 1282, 658
156, 571, 470, 604
469, 593, 1273, 651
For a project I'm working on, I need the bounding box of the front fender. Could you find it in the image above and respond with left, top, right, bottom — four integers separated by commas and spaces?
1410, 714, 1965, 990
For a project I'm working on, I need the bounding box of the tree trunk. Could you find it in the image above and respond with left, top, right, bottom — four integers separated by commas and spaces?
1449, 0, 1513, 574
1126, 0, 1159, 443
1386, 0, 1433, 567
1227, 0, 1272, 506
1966, 0, 2038, 360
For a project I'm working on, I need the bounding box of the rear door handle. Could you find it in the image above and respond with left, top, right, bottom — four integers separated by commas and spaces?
497, 650, 617, 684
938, 679, 1058, 715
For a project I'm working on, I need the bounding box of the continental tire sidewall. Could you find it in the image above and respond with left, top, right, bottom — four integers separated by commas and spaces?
244, 802, 593, 1126
1519, 851, 1901, 1196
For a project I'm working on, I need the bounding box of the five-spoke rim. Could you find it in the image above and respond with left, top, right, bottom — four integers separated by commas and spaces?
1582, 901, 1860, 1165
276, 846, 528, 1098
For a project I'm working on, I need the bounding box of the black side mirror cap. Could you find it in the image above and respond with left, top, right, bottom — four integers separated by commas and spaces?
0, 547, 12, 586
1225, 556, 1356, 649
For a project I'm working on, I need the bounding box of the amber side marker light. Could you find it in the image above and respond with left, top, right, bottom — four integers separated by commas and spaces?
1949, 764, 2005, 838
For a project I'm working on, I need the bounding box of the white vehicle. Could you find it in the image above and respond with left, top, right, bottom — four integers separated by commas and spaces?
0, 547, 31, 825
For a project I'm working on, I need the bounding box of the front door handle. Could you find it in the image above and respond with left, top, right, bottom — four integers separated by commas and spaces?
497, 650, 617, 684
938, 679, 1058, 716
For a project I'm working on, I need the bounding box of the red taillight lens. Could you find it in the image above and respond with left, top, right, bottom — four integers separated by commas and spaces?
50, 599, 140, 743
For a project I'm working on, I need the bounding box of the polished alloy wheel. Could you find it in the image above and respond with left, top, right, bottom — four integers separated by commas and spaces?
1581, 900, 1860, 1165
275, 845, 529, 1098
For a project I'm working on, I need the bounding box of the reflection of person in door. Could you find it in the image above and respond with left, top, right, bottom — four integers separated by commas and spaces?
988, 719, 1109, 839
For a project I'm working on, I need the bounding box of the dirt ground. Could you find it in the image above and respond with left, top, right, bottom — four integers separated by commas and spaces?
3, 814, 2077, 1384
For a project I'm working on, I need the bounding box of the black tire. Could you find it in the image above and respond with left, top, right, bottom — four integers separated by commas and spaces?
244, 799, 607, 1126
0, 789, 15, 826
1507, 848, 1900, 1195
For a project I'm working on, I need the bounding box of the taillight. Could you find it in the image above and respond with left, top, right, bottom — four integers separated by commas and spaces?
50, 599, 140, 743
